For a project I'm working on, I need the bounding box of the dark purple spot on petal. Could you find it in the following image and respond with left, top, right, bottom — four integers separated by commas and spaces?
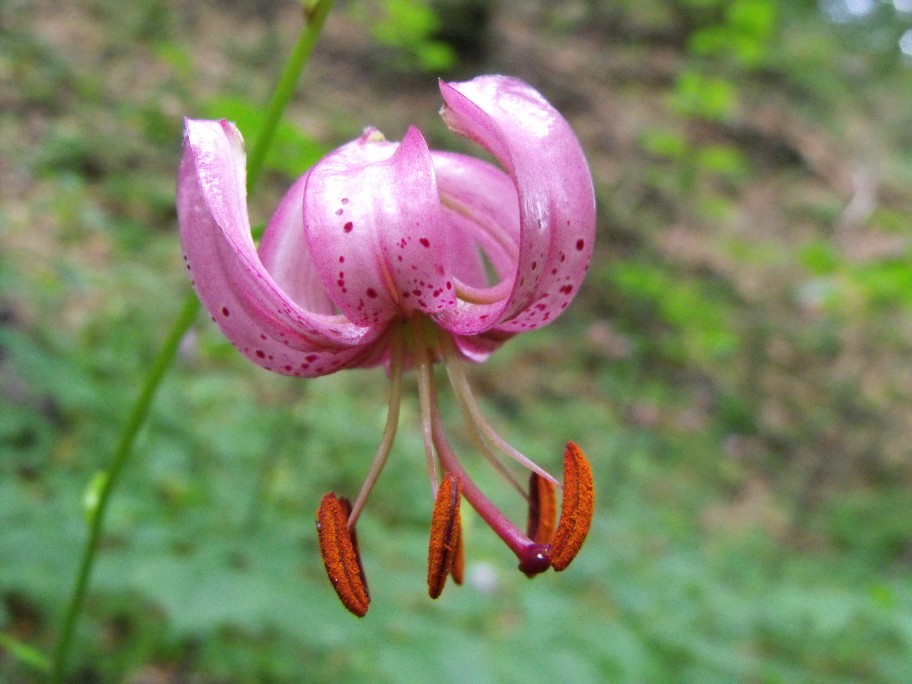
335, 208, 343, 216
576, 239, 585, 251
343, 222, 353, 233
366, 288, 378, 298
341, 197, 349, 204
306, 354, 318, 362
255, 350, 265, 359
339, 256, 345, 263
221, 307, 230, 317
560, 285, 573, 295
419, 238, 430, 248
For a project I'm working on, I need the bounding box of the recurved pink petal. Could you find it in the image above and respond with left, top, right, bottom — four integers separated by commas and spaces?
177, 119, 383, 377
259, 175, 336, 316
429, 151, 520, 336
303, 127, 456, 326
438, 76, 596, 334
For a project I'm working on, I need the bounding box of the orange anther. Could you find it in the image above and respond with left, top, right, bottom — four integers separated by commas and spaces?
427, 472, 462, 599
316, 492, 370, 617
527, 472, 557, 545
450, 515, 465, 586
550, 442, 594, 571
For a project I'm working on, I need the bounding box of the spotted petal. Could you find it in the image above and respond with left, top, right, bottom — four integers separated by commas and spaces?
177, 119, 383, 377
436, 76, 596, 337
302, 127, 457, 327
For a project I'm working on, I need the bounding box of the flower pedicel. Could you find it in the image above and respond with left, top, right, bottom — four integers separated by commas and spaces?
177, 75, 596, 616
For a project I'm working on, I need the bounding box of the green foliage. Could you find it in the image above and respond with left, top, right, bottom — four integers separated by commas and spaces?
607, 261, 740, 365
3, 0, 912, 681
349, 0, 457, 73
667, 70, 737, 122
853, 257, 912, 309
688, 0, 779, 68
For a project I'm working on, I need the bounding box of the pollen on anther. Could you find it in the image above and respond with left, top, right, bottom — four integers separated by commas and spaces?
550, 442, 595, 571
428, 473, 462, 599
316, 493, 370, 617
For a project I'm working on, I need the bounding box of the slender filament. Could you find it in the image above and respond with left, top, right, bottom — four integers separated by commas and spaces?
347, 332, 405, 527
426, 380, 532, 557
440, 334, 560, 487
414, 323, 440, 495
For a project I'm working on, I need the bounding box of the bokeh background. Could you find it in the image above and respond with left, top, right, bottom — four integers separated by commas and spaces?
3, 0, 912, 681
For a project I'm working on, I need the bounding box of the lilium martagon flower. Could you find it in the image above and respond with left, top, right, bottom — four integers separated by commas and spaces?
177, 75, 596, 617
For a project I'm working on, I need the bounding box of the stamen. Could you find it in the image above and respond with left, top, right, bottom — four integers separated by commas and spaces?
450, 388, 528, 499
347, 332, 405, 526
338, 497, 369, 595
450, 516, 465, 585
430, 406, 531, 558
440, 334, 559, 487
550, 442, 595, 571
316, 492, 370, 617
527, 472, 557, 545
427, 472, 462, 599
414, 323, 440, 494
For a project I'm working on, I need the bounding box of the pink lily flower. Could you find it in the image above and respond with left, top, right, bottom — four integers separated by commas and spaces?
177, 75, 596, 616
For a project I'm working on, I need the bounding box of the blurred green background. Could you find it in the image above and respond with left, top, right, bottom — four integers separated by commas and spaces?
2, 0, 912, 681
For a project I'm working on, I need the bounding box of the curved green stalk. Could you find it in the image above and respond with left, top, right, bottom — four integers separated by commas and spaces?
50, 2, 336, 680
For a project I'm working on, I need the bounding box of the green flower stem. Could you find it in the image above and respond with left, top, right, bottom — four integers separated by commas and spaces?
247, 0, 336, 194
50, 2, 336, 681
50, 295, 199, 683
